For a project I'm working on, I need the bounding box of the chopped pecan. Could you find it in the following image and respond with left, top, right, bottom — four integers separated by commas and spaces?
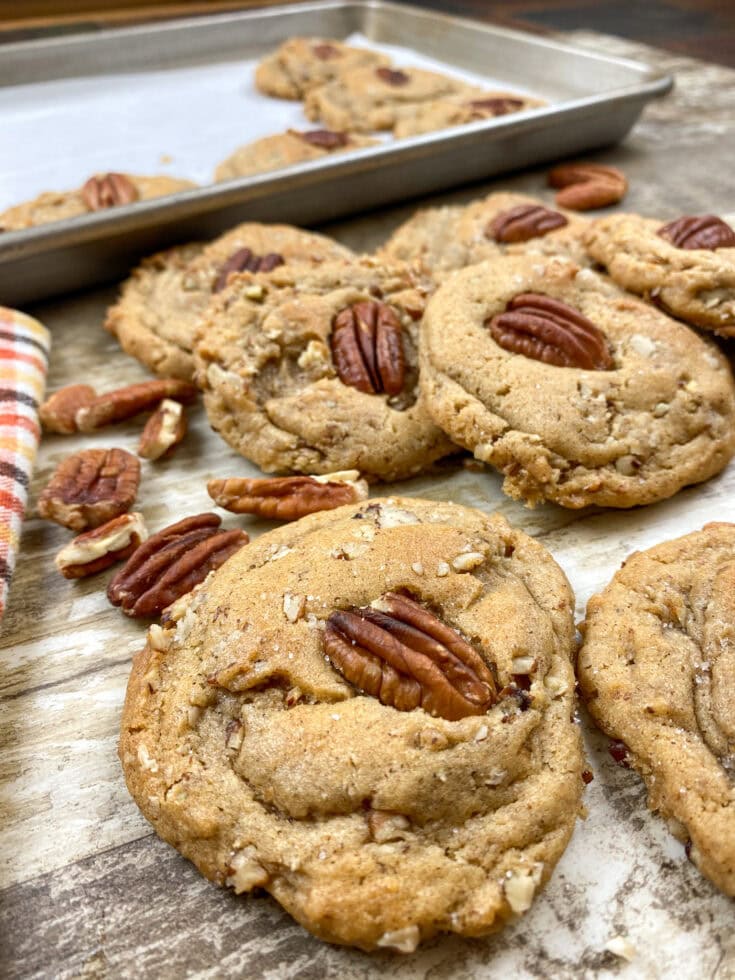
107, 512, 248, 617
75, 379, 197, 432
207, 470, 368, 519
295, 129, 351, 150
658, 215, 735, 250
547, 163, 627, 211
331, 300, 405, 395
487, 204, 568, 243
324, 591, 497, 721
138, 398, 187, 460
213, 248, 285, 292
39, 384, 97, 434
312, 42, 340, 60
37, 448, 141, 531
81, 173, 139, 211
469, 97, 524, 116
376, 67, 410, 86
487, 293, 614, 370
55, 512, 148, 579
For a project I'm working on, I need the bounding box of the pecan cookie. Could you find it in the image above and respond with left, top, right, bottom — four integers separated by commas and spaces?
195, 257, 452, 480
214, 129, 377, 182
583, 212, 735, 335
254, 37, 390, 100
578, 522, 735, 897
0, 173, 195, 231
393, 90, 545, 139
420, 255, 735, 508
120, 496, 584, 950
106, 224, 353, 381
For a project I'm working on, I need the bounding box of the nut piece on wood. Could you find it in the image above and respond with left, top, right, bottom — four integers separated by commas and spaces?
547, 162, 627, 211
324, 591, 497, 721
39, 384, 97, 434
658, 215, 735, 251
207, 470, 369, 520
138, 399, 187, 460
37, 448, 141, 531
55, 512, 148, 579
75, 379, 197, 432
107, 512, 248, 618
81, 172, 139, 211
330, 300, 406, 395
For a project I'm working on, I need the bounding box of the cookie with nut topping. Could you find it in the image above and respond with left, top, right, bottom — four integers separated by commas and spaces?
119, 496, 584, 950
194, 256, 453, 481
214, 129, 377, 182
420, 254, 735, 508
578, 522, 735, 897
254, 37, 391, 100
393, 90, 545, 139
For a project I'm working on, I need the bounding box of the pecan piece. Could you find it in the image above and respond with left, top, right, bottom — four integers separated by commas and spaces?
331, 300, 405, 395
469, 97, 524, 116
213, 248, 285, 292
138, 399, 187, 460
81, 173, 139, 211
55, 512, 148, 579
547, 163, 627, 211
487, 293, 614, 370
658, 215, 735, 250
208, 470, 368, 520
295, 129, 351, 150
324, 592, 497, 720
376, 67, 410, 86
39, 384, 96, 434
75, 379, 197, 432
107, 512, 248, 618
312, 42, 340, 60
37, 448, 140, 531
487, 204, 568, 243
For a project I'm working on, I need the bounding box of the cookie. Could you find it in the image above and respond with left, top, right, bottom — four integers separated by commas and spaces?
578, 522, 735, 897
583, 212, 735, 335
119, 496, 584, 950
394, 90, 545, 139
0, 173, 195, 231
214, 129, 377, 182
304, 66, 471, 133
254, 37, 390, 100
420, 255, 735, 508
106, 223, 353, 381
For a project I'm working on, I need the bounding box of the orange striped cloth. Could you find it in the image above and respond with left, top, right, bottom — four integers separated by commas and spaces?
0, 307, 50, 621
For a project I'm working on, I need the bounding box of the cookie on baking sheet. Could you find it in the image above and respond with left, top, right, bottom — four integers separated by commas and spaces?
119, 496, 584, 950
0, 173, 195, 231
578, 522, 735, 897
420, 255, 735, 508
194, 257, 453, 481
393, 90, 545, 139
214, 129, 377, 182
380, 192, 589, 279
255, 37, 390, 100
583, 212, 735, 336
106, 224, 353, 382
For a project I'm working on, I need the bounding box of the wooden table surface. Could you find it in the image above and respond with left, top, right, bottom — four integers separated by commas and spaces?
1, 22, 735, 980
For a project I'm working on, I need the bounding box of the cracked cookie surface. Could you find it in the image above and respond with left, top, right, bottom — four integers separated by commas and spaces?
120, 496, 584, 950
578, 522, 735, 897
255, 37, 390, 100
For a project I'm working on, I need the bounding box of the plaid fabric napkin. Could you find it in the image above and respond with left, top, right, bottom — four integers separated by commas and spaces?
0, 307, 50, 621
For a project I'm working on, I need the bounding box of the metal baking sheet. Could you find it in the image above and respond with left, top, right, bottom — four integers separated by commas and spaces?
0, 0, 672, 306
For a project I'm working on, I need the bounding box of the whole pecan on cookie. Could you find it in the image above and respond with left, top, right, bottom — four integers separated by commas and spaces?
138, 399, 187, 460
324, 591, 497, 720
55, 511, 148, 579
294, 129, 351, 150
40, 384, 97, 434
213, 249, 285, 292
81, 173, 139, 211
37, 447, 141, 531
376, 67, 410, 86
107, 512, 248, 618
75, 379, 197, 433
547, 163, 627, 211
487, 293, 614, 370
330, 300, 406, 395
487, 204, 568, 243
658, 215, 735, 251
208, 470, 368, 520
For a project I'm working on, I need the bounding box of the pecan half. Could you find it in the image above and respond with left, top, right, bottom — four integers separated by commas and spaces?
331, 300, 405, 395
213, 248, 285, 292
107, 512, 248, 617
469, 97, 524, 116
376, 67, 410, 86
39, 384, 97, 434
138, 398, 187, 460
548, 163, 627, 211
487, 204, 568, 243
55, 512, 148, 579
324, 592, 497, 721
487, 293, 614, 370
295, 129, 351, 150
37, 448, 141, 531
658, 215, 735, 250
75, 379, 197, 432
312, 42, 340, 60
81, 173, 139, 211
208, 470, 368, 520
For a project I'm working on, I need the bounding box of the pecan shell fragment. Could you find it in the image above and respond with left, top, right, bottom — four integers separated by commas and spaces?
487, 293, 614, 370
40, 384, 97, 434
548, 163, 627, 211
324, 592, 497, 720
75, 379, 197, 432
55, 512, 148, 579
81, 173, 139, 211
487, 204, 568, 243
207, 470, 368, 520
37, 448, 141, 531
213, 248, 285, 292
331, 300, 406, 395
658, 215, 735, 251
